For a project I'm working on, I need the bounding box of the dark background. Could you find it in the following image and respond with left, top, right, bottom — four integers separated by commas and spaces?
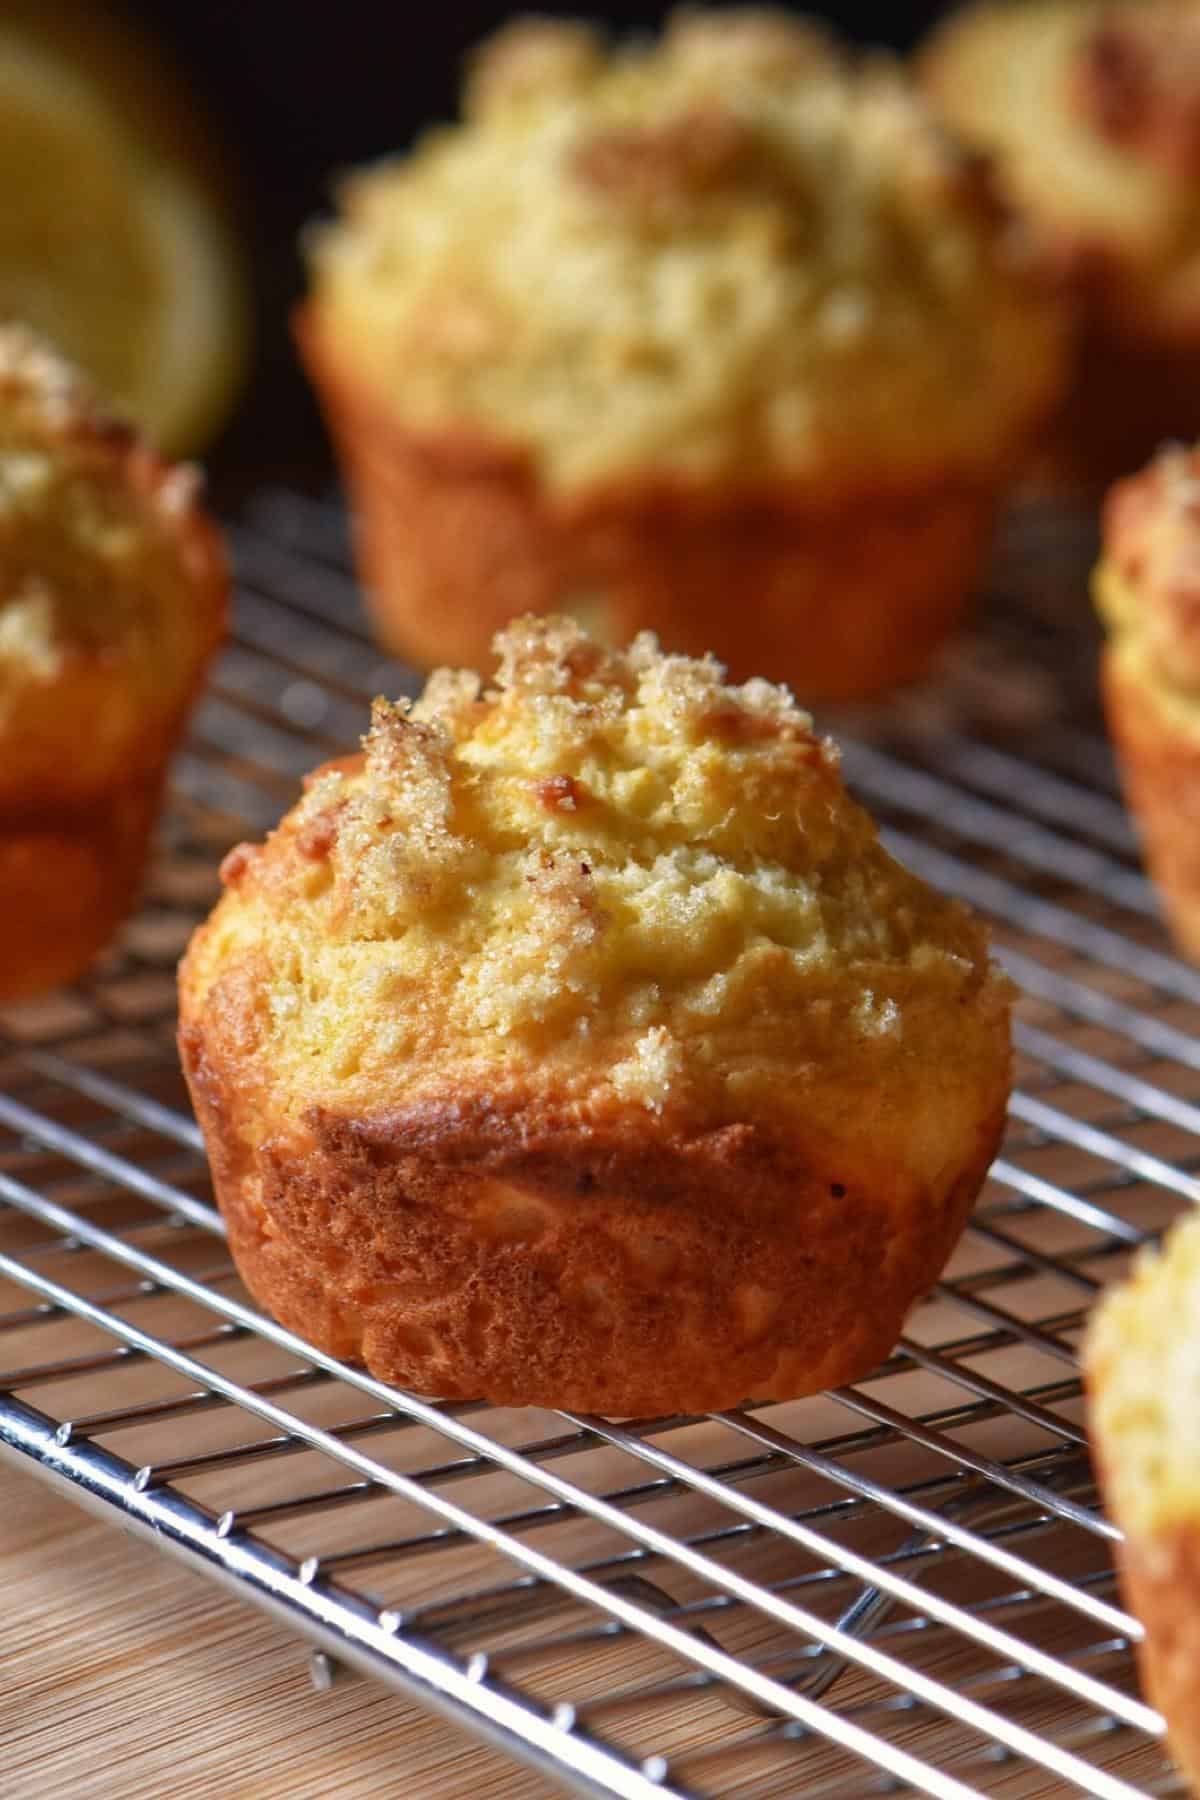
128, 2, 950, 228
118, 2, 957, 480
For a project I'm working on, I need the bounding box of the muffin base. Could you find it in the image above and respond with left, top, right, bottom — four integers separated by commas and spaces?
297, 308, 998, 703
1101, 647, 1200, 961
180, 1013, 1006, 1416
0, 770, 166, 1002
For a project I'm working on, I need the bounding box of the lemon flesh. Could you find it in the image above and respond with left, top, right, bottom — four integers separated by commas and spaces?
0, 30, 248, 455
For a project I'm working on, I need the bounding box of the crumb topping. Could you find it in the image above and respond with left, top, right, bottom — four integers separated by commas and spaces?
193, 616, 1007, 1130
307, 9, 1063, 493
662, 8, 837, 84
462, 17, 607, 120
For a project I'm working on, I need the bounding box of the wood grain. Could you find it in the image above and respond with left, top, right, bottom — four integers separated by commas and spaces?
0, 1466, 559, 1800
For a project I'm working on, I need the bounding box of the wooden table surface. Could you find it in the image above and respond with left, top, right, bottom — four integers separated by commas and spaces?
3, 1466, 559, 1800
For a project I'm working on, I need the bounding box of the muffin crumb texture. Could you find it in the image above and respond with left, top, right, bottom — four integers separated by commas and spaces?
306, 8, 1061, 494
181, 617, 1011, 1413
192, 616, 1005, 1137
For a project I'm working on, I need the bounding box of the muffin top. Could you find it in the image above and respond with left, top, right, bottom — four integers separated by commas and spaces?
184, 616, 1010, 1172
305, 9, 1063, 496
1095, 442, 1200, 695
922, 1, 1200, 335
1086, 1208, 1200, 1535
0, 324, 226, 803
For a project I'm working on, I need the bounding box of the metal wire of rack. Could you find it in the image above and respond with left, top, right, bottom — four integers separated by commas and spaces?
1, 490, 1195, 1799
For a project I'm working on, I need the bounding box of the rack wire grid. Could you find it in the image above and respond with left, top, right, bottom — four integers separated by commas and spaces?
0, 488, 1194, 1800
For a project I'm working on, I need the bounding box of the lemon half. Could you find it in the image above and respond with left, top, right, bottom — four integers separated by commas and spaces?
0, 23, 249, 455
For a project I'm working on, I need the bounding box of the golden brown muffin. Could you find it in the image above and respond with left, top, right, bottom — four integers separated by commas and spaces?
0, 326, 227, 1000
922, 0, 1200, 486
1094, 442, 1200, 959
298, 9, 1065, 701
179, 615, 1012, 1416
1085, 1209, 1200, 1794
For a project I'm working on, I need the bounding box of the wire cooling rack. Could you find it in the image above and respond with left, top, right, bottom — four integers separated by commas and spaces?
0, 491, 1194, 1799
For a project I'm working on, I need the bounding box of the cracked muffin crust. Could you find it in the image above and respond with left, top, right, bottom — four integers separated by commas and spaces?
0, 325, 226, 998
180, 616, 1012, 1415
299, 8, 1064, 698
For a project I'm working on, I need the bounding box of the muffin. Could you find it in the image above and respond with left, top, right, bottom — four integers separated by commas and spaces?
1085, 1209, 1200, 1794
179, 615, 1012, 1416
0, 325, 227, 1000
922, 0, 1200, 486
1093, 442, 1200, 960
298, 9, 1064, 702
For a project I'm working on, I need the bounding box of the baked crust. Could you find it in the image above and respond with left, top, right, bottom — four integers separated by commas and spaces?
0, 779, 163, 1001
1094, 444, 1200, 959
297, 304, 997, 700
0, 326, 227, 997
1084, 1212, 1200, 1792
181, 1017, 1005, 1414
1101, 647, 1200, 961
1115, 1527, 1200, 1794
179, 616, 1011, 1414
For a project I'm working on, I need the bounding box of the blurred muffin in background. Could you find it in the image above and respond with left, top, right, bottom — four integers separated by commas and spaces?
299, 8, 1065, 702
0, 0, 250, 457
1094, 440, 1200, 959
0, 327, 227, 1000
921, 0, 1200, 488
